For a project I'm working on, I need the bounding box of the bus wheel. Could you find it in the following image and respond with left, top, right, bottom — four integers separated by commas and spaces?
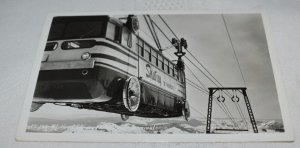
121, 114, 129, 121
123, 77, 141, 112
182, 100, 190, 121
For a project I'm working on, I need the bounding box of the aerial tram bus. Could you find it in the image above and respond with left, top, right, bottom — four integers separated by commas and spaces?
31, 15, 190, 121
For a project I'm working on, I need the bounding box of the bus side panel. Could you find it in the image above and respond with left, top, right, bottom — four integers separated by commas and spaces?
126, 38, 139, 78
141, 82, 177, 111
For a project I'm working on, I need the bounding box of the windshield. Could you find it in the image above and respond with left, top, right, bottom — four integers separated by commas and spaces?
48, 16, 107, 41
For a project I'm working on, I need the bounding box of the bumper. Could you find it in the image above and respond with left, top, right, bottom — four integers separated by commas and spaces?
40, 59, 95, 70
37, 59, 97, 82
34, 59, 109, 102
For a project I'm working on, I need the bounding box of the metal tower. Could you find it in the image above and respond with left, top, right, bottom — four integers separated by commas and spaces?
206, 87, 258, 133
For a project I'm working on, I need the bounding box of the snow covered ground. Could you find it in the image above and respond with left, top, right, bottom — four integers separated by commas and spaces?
26, 114, 284, 134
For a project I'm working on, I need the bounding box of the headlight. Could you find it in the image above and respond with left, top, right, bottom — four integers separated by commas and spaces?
81, 52, 91, 60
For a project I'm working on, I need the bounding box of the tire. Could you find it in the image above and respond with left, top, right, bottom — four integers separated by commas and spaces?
123, 76, 141, 112
106, 77, 125, 99
121, 114, 129, 121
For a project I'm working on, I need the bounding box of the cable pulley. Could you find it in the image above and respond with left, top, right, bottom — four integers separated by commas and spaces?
217, 90, 225, 102
231, 89, 240, 102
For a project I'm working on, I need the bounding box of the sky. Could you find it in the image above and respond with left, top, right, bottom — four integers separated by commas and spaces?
30, 13, 283, 121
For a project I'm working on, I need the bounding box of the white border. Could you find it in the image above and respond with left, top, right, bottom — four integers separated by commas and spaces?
16, 10, 294, 142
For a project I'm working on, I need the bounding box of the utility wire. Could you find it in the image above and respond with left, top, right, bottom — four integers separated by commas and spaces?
237, 101, 249, 129
186, 79, 237, 126
150, 20, 172, 43
214, 90, 238, 126
157, 15, 232, 97
223, 101, 239, 127
235, 101, 248, 129
143, 40, 217, 125
215, 100, 238, 126
183, 51, 233, 98
184, 57, 220, 88
147, 15, 162, 49
149, 15, 240, 128
222, 14, 249, 129
186, 80, 207, 94
184, 55, 238, 126
186, 64, 207, 89
158, 15, 179, 39
190, 105, 206, 118
143, 15, 160, 50
221, 14, 246, 87
167, 49, 238, 126
185, 52, 224, 88
150, 16, 234, 102
150, 14, 233, 99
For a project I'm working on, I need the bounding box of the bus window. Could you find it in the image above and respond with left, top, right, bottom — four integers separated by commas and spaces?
48, 23, 65, 40
158, 54, 163, 70
164, 59, 169, 73
122, 27, 132, 48
151, 49, 158, 66
61, 40, 96, 50
48, 16, 106, 41
106, 22, 116, 40
132, 34, 138, 54
45, 42, 58, 51
144, 44, 151, 61
106, 22, 122, 43
170, 63, 174, 76
138, 38, 144, 57
65, 21, 104, 39
174, 69, 178, 80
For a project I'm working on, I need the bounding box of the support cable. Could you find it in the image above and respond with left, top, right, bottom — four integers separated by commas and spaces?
216, 100, 238, 126
150, 15, 233, 99
186, 65, 207, 89
154, 15, 234, 97
139, 24, 220, 125
150, 17, 234, 100
153, 15, 240, 128
189, 105, 218, 125
143, 15, 160, 50
233, 103, 244, 128
185, 52, 224, 88
221, 14, 246, 87
186, 80, 207, 93
184, 56, 234, 110
184, 57, 220, 87
222, 14, 249, 128
236, 101, 248, 129
147, 15, 162, 49
166, 38, 239, 127
186, 79, 237, 126
221, 100, 238, 127
158, 15, 179, 39
166, 50, 238, 126
190, 105, 207, 118
182, 52, 232, 98
183, 56, 237, 125
150, 20, 172, 43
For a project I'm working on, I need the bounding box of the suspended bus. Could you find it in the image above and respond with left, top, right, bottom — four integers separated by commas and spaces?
31, 15, 190, 121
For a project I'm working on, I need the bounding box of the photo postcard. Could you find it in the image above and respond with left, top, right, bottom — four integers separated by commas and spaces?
16, 11, 293, 142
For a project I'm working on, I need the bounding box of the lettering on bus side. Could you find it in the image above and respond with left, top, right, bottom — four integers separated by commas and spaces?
146, 64, 161, 84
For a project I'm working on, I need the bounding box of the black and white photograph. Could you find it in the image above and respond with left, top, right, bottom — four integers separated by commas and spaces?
16, 12, 292, 142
